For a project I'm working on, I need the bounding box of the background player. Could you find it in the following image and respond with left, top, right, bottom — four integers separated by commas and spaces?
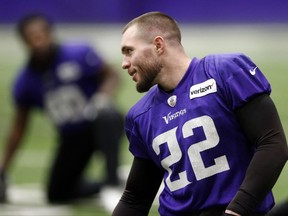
112, 12, 288, 216
0, 14, 124, 203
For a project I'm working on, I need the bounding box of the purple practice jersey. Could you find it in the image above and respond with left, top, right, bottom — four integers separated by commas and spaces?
13, 42, 103, 134
125, 53, 274, 215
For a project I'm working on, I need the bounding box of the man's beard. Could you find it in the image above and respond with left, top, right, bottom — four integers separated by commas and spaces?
28, 44, 58, 73
136, 60, 162, 93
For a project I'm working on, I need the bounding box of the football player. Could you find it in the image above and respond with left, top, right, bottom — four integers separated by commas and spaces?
0, 14, 124, 203
112, 12, 288, 216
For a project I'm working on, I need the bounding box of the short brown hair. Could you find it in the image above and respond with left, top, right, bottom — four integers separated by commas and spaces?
122, 11, 182, 43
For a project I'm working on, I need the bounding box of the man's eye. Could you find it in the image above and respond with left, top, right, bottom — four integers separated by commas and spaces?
127, 49, 133, 55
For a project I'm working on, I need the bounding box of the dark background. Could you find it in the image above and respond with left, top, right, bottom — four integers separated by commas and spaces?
1, 0, 288, 24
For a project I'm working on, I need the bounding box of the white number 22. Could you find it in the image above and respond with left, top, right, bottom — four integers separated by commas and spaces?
152, 115, 230, 192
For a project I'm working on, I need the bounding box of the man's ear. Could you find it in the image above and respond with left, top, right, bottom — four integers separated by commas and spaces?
153, 36, 164, 55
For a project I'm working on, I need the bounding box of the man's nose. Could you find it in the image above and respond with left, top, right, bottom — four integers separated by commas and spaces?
122, 58, 131, 69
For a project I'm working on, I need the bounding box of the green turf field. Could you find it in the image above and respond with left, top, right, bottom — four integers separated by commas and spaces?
0, 24, 288, 215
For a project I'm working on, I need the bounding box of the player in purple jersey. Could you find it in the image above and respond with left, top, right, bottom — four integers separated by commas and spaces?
0, 14, 124, 203
112, 12, 288, 216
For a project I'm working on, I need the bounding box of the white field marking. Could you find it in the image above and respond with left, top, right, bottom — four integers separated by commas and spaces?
0, 184, 72, 216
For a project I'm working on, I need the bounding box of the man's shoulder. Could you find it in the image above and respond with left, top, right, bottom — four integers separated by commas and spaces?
15, 67, 35, 82
59, 41, 94, 53
204, 52, 248, 64
12, 68, 37, 97
201, 52, 253, 76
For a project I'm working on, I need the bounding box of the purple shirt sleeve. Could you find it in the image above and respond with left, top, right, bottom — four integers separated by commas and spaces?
209, 53, 271, 109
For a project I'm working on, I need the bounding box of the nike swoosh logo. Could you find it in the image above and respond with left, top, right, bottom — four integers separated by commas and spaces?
249, 66, 258, 75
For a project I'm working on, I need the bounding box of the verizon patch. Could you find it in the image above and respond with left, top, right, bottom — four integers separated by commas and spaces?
190, 79, 217, 99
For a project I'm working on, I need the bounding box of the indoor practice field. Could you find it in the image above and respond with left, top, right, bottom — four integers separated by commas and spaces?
0, 23, 288, 216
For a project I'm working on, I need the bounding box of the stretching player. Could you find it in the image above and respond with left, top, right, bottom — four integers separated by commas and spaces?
112, 12, 288, 216
0, 14, 124, 203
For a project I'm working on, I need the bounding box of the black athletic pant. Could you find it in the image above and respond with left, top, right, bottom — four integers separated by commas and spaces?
46, 108, 124, 203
